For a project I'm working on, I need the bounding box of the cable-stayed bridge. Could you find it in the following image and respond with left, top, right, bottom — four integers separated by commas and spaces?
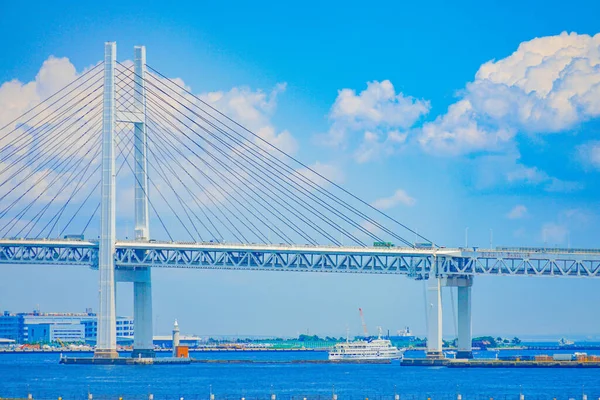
1, 42, 599, 360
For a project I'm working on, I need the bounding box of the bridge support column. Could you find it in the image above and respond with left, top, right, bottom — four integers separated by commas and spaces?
95, 42, 118, 359
457, 278, 473, 359
131, 45, 154, 358
115, 267, 154, 357
443, 276, 473, 359
426, 273, 443, 358
132, 268, 154, 358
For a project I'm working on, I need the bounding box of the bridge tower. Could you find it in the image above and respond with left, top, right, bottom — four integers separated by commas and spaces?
130, 45, 155, 358
95, 42, 154, 359
95, 42, 118, 359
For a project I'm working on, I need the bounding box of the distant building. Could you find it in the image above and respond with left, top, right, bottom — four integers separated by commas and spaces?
0, 310, 133, 344
0, 312, 25, 343
153, 335, 202, 348
388, 327, 417, 347
28, 323, 86, 343
82, 318, 134, 344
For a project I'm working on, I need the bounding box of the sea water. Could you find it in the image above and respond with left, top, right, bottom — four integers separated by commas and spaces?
1, 351, 599, 400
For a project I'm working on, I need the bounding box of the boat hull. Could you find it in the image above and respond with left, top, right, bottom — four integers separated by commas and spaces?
328, 352, 403, 361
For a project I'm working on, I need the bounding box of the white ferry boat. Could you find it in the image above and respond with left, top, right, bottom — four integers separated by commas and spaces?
328, 329, 404, 361
559, 337, 575, 347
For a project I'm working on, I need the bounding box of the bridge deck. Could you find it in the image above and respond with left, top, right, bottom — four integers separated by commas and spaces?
0, 239, 599, 277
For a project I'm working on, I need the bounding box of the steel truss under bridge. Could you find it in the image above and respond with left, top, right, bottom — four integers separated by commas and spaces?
2, 239, 600, 278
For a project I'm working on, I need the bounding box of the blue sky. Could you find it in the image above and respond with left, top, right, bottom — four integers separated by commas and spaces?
1, 0, 600, 339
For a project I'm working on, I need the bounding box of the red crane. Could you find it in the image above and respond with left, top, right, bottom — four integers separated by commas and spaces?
358, 308, 369, 336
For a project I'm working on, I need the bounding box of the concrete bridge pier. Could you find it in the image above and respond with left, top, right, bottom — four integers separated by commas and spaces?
426, 272, 443, 358
444, 276, 474, 359
426, 270, 474, 359
456, 278, 473, 359
133, 273, 154, 358
115, 268, 154, 358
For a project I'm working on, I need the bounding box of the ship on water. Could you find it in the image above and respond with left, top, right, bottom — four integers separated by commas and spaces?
559, 337, 575, 347
328, 327, 404, 361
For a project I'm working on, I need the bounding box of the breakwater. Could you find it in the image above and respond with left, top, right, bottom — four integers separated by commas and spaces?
59, 356, 192, 365
58, 357, 391, 365
402, 358, 600, 368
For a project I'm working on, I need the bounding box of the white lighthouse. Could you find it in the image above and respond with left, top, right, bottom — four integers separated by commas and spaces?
172, 320, 180, 357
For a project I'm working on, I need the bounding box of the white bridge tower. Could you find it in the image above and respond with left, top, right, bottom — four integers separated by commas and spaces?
95, 42, 154, 359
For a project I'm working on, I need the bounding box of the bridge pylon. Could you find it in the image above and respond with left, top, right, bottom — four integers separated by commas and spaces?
131, 45, 154, 358
95, 42, 154, 359
94, 41, 118, 359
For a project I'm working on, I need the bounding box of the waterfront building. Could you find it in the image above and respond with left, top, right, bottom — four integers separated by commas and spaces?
0, 310, 134, 344
152, 335, 202, 348
0, 312, 25, 343
28, 323, 86, 343
82, 318, 134, 343
388, 327, 417, 347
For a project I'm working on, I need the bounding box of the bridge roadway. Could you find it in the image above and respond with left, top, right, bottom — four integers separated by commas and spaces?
1, 238, 600, 278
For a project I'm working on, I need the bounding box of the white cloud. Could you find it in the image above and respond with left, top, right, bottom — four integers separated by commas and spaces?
544, 178, 584, 193
0, 56, 101, 161
539, 209, 594, 246
506, 205, 527, 219
255, 126, 298, 155
419, 99, 516, 155
576, 140, 600, 169
506, 164, 548, 184
354, 130, 408, 163
35, 57, 79, 100
360, 220, 380, 236
465, 152, 580, 192
561, 208, 593, 226
355, 131, 381, 164
319, 80, 429, 149
505, 163, 583, 192
199, 83, 298, 155
0, 56, 80, 129
295, 161, 345, 189
371, 189, 416, 210
0, 56, 103, 218
419, 32, 600, 154
330, 80, 429, 130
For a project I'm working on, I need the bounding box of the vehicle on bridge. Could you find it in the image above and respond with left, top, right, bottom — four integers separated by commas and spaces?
64, 234, 85, 241
415, 242, 433, 249
373, 241, 394, 248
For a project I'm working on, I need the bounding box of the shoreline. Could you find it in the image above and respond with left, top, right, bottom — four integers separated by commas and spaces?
2, 345, 600, 354
0, 348, 328, 354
